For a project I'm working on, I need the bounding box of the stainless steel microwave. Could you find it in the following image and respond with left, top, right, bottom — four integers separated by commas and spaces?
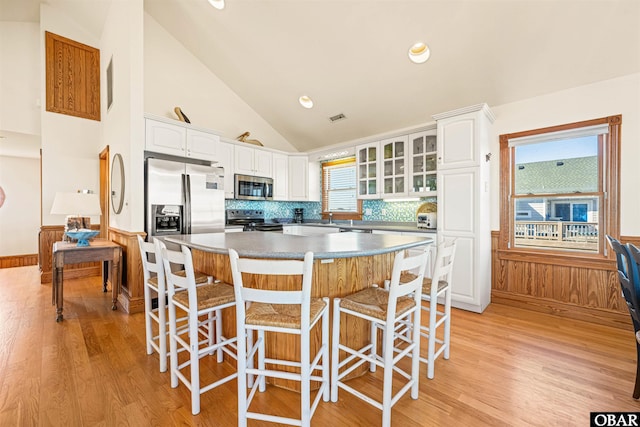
234, 174, 273, 200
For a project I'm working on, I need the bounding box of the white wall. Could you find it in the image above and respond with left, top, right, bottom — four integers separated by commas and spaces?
143, 13, 297, 153
40, 4, 102, 226
489, 73, 640, 235
0, 21, 40, 135
0, 22, 40, 136
100, 0, 145, 232
0, 156, 40, 255
0, 21, 41, 256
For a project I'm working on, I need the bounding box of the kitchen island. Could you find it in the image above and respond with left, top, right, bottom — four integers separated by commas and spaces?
165, 230, 432, 259
165, 232, 433, 391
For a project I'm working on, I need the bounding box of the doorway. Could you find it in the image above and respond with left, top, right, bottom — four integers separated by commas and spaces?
99, 146, 110, 238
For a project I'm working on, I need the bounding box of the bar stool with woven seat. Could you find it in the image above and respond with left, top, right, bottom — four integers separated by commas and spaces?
136, 236, 212, 372
330, 248, 429, 427
228, 249, 330, 427
161, 244, 237, 415
398, 239, 456, 379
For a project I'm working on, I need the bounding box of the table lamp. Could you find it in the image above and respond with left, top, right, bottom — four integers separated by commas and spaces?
50, 191, 102, 246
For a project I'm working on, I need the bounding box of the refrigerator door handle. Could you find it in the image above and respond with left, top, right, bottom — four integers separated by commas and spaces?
183, 173, 191, 234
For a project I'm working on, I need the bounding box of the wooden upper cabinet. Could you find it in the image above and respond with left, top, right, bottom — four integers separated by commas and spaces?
45, 31, 100, 121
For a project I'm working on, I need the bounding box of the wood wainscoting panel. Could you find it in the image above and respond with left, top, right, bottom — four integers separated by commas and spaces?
108, 228, 146, 314
0, 254, 38, 269
622, 235, 640, 248
491, 230, 636, 329
39, 225, 101, 284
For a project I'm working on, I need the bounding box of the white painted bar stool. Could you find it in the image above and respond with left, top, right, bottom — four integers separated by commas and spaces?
400, 239, 457, 379
228, 249, 330, 427
161, 244, 237, 415
136, 235, 211, 372
330, 248, 429, 427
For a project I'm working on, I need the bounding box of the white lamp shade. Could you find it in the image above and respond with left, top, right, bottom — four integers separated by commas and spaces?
50, 192, 102, 216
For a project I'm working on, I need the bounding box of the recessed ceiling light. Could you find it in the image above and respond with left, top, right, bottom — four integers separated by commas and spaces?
299, 95, 314, 109
207, 0, 225, 10
408, 42, 430, 64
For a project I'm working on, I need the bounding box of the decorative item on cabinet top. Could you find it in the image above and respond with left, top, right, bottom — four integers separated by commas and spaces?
236, 131, 263, 146
173, 107, 191, 123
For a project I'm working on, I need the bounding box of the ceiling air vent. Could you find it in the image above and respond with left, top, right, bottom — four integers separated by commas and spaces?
329, 113, 346, 122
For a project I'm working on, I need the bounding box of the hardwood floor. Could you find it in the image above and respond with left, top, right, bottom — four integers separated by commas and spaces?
1, 265, 639, 426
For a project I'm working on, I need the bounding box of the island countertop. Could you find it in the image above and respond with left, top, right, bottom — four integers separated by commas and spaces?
165, 231, 433, 259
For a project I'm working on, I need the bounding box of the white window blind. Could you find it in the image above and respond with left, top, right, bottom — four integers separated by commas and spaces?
508, 124, 609, 147
325, 164, 357, 212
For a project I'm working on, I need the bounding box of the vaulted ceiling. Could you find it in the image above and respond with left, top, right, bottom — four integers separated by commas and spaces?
3, 0, 640, 153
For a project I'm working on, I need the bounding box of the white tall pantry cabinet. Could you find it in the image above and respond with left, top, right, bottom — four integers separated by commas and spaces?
433, 103, 494, 313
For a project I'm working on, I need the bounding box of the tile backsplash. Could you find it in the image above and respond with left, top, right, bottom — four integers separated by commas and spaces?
225, 197, 436, 222
363, 197, 436, 222
225, 199, 323, 221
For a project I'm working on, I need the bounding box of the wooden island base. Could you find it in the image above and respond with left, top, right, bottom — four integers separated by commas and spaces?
191, 249, 397, 392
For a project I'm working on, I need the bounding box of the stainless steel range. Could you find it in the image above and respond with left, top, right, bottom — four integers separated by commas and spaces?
225, 209, 283, 232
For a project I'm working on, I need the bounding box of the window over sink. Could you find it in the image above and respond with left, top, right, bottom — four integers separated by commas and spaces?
322, 157, 362, 220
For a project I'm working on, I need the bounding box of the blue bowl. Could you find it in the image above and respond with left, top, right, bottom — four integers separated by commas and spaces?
65, 230, 100, 246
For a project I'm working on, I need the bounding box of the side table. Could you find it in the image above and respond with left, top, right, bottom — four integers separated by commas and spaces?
52, 239, 122, 322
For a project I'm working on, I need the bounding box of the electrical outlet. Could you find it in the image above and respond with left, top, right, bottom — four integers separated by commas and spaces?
364, 208, 372, 216
381, 209, 387, 216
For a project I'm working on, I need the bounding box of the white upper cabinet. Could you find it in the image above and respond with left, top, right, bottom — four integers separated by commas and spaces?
408, 130, 437, 196
356, 142, 380, 199
288, 156, 320, 201
272, 153, 289, 200
356, 130, 436, 199
288, 155, 308, 201
186, 128, 218, 160
235, 144, 273, 177
145, 119, 185, 157
434, 104, 493, 170
308, 160, 321, 202
145, 118, 219, 161
214, 141, 235, 199
380, 135, 408, 197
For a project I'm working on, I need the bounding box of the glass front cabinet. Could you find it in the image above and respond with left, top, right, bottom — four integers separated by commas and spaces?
408, 130, 437, 197
356, 142, 380, 199
380, 135, 408, 197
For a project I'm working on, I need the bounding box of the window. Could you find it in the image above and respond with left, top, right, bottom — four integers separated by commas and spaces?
322, 157, 362, 220
500, 115, 620, 255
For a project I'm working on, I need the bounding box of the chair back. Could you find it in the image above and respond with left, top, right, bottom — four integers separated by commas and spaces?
137, 235, 160, 283
153, 238, 169, 290
386, 247, 430, 324
161, 245, 199, 306
627, 243, 640, 292
228, 249, 314, 329
606, 236, 640, 330
430, 239, 457, 297
625, 243, 640, 327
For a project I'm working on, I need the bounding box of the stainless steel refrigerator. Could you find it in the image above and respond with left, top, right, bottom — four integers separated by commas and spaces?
145, 156, 225, 239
